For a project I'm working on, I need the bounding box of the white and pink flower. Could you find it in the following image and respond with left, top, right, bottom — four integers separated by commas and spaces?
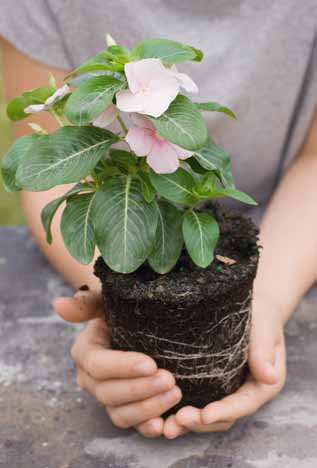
116, 58, 198, 118
126, 113, 193, 173
92, 103, 118, 128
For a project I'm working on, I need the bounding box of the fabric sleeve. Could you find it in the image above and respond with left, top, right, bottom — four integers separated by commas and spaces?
0, 0, 72, 70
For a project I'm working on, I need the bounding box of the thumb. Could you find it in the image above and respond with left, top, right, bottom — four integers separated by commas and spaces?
53, 289, 104, 323
248, 320, 278, 385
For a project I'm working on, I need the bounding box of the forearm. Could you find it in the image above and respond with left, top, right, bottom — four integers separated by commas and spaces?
254, 116, 317, 323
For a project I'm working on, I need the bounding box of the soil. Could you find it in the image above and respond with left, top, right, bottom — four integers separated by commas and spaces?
94, 204, 260, 413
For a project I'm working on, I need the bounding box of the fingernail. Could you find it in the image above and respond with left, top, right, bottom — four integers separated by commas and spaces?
134, 361, 156, 376
163, 387, 182, 404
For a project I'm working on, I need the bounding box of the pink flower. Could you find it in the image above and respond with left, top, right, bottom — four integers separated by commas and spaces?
116, 58, 198, 118
92, 103, 118, 128
126, 114, 193, 173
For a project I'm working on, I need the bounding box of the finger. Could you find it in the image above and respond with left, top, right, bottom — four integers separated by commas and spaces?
176, 406, 233, 433
201, 369, 284, 426
53, 290, 104, 323
71, 320, 158, 379
135, 418, 164, 438
248, 307, 279, 385
163, 414, 188, 439
106, 386, 182, 429
92, 369, 176, 406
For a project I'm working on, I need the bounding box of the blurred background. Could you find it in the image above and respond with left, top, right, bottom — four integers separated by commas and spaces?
0, 49, 23, 224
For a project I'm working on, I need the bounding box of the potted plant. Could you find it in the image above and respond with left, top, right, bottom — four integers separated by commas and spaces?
1, 35, 259, 412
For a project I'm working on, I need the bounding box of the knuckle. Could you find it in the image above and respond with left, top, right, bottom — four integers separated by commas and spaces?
111, 412, 131, 429
95, 385, 111, 406
70, 342, 79, 361
76, 372, 85, 389
83, 352, 97, 377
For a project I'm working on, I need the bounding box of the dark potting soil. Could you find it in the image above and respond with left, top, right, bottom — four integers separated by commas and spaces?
94, 204, 260, 413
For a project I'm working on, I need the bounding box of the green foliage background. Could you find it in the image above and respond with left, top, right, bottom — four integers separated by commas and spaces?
0, 52, 24, 224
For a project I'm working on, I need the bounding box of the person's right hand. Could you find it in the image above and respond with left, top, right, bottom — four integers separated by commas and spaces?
53, 290, 183, 438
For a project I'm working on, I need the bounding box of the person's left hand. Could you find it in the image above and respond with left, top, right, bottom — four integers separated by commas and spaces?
162, 295, 287, 439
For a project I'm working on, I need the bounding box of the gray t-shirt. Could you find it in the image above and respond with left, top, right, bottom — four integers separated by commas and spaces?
1, 0, 316, 222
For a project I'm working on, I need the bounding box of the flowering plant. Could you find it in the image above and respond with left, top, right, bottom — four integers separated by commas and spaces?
1, 36, 256, 274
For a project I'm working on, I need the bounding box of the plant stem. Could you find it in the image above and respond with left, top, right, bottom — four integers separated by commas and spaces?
50, 109, 65, 127
117, 114, 128, 135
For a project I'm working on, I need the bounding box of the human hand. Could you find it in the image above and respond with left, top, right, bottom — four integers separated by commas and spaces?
53, 290, 182, 438
162, 295, 287, 439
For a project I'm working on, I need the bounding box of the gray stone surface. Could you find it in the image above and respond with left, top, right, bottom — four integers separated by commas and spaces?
0, 226, 316, 468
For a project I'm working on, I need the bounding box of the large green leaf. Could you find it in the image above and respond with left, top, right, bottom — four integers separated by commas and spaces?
1, 134, 40, 192
183, 211, 219, 268
209, 187, 257, 206
65, 52, 123, 80
149, 168, 197, 205
7, 87, 55, 121
194, 139, 234, 187
150, 95, 208, 151
16, 126, 119, 191
61, 192, 97, 264
132, 39, 203, 64
65, 76, 126, 125
41, 183, 89, 244
148, 201, 183, 274
92, 176, 158, 273
196, 101, 237, 119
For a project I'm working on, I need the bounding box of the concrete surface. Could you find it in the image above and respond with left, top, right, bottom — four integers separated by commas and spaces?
0, 226, 316, 468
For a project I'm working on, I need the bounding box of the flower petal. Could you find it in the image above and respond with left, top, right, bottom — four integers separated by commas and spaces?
170, 143, 194, 160
24, 104, 46, 114
126, 126, 154, 156
93, 104, 118, 128
139, 78, 179, 117
116, 89, 148, 113
169, 65, 198, 93
147, 141, 180, 174
45, 84, 70, 106
129, 113, 155, 130
124, 58, 169, 94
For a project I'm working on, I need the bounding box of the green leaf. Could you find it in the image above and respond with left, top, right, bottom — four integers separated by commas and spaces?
41, 183, 88, 244
196, 102, 237, 119
104, 45, 131, 64
194, 139, 234, 188
209, 187, 257, 206
61, 192, 97, 264
65, 52, 123, 80
7, 87, 55, 121
185, 157, 207, 175
92, 176, 158, 273
149, 168, 197, 205
132, 38, 203, 65
68, 70, 125, 88
183, 211, 219, 268
197, 172, 217, 194
16, 126, 119, 191
1, 134, 40, 192
148, 201, 183, 274
109, 149, 137, 168
137, 171, 156, 203
65, 76, 125, 125
150, 95, 208, 151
